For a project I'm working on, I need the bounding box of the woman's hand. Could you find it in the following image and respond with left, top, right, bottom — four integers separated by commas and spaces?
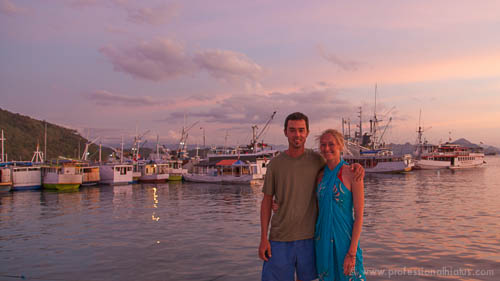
271, 199, 279, 213
343, 252, 356, 276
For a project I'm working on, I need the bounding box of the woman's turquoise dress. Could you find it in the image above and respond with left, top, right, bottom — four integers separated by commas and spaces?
315, 160, 366, 281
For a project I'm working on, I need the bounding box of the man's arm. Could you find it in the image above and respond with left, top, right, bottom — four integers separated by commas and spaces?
259, 194, 273, 261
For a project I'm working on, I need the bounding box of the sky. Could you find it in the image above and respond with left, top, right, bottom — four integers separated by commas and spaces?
1, 0, 500, 149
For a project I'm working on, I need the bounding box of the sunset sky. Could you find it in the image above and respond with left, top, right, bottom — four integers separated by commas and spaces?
2, 0, 500, 148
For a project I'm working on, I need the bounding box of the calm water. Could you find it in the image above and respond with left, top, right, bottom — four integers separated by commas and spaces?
1, 156, 499, 281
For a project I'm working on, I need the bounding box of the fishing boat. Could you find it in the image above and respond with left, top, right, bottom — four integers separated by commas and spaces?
139, 162, 169, 183
81, 165, 100, 186
0, 166, 12, 192
341, 87, 413, 173
343, 148, 413, 173
99, 163, 134, 185
11, 163, 42, 190
184, 159, 255, 184
42, 162, 83, 191
166, 159, 187, 181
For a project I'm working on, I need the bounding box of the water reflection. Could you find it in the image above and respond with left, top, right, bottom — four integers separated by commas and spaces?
0, 158, 499, 280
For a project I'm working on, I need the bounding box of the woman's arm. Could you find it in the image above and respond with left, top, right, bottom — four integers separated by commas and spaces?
349, 176, 364, 254
343, 172, 364, 275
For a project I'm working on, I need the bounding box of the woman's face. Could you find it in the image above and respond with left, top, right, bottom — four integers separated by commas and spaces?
319, 133, 341, 161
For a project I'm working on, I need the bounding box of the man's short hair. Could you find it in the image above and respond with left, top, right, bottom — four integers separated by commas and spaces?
284, 112, 309, 132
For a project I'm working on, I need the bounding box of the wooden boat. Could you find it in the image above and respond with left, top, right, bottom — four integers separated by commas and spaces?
184, 159, 256, 184
0, 166, 12, 192
166, 159, 187, 181
81, 165, 100, 186
99, 163, 134, 185
139, 162, 169, 183
11, 163, 42, 190
42, 163, 82, 191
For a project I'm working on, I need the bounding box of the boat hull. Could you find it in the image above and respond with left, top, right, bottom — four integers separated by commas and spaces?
345, 159, 412, 173
414, 159, 450, 170
43, 183, 80, 191
139, 174, 169, 183
183, 174, 253, 184
43, 173, 82, 191
81, 181, 99, 186
12, 184, 42, 191
0, 182, 12, 192
12, 168, 42, 190
168, 174, 183, 181
99, 164, 134, 185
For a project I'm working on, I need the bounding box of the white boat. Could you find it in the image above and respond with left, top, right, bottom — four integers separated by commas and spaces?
11, 163, 42, 190
184, 159, 256, 184
166, 159, 187, 181
42, 163, 83, 191
8, 144, 44, 191
341, 92, 414, 173
139, 162, 169, 183
344, 149, 413, 173
99, 163, 134, 185
415, 143, 485, 170
0, 166, 12, 192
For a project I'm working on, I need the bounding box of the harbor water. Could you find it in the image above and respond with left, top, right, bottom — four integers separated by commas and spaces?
1, 156, 499, 281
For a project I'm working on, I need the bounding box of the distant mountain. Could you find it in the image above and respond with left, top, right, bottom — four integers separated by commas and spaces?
387, 138, 500, 156
0, 108, 113, 161
451, 138, 481, 149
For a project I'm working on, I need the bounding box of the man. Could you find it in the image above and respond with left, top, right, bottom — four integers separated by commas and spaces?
259, 112, 363, 281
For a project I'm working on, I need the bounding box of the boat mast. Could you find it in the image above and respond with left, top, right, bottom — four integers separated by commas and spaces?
1, 129, 4, 162
121, 136, 124, 164
44, 121, 47, 163
372, 84, 378, 147
156, 134, 160, 160
357, 107, 362, 144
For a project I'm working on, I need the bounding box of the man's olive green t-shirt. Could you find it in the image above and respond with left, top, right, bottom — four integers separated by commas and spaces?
262, 149, 325, 241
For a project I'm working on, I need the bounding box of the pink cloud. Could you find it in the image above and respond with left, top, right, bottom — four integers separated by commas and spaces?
99, 38, 194, 81
126, 3, 179, 25
193, 49, 263, 83
0, 0, 22, 15
86, 90, 160, 106
317, 44, 362, 71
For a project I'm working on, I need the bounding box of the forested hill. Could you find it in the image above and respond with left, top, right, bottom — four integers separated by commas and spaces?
0, 108, 99, 161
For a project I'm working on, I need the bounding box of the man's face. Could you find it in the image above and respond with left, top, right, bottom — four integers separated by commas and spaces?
284, 119, 309, 149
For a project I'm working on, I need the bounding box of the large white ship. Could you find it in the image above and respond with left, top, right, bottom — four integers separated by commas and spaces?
415, 143, 485, 170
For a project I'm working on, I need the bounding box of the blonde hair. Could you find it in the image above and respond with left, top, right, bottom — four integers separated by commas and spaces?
316, 129, 345, 149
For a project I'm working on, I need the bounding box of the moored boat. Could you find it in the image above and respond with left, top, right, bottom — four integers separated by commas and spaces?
81, 165, 100, 186
139, 162, 169, 183
42, 163, 82, 191
99, 163, 134, 185
185, 159, 257, 184
344, 148, 413, 173
414, 143, 485, 170
166, 159, 187, 181
341, 94, 413, 173
0, 166, 12, 192
11, 163, 42, 190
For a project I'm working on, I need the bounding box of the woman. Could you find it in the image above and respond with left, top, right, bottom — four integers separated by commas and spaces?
315, 129, 366, 281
